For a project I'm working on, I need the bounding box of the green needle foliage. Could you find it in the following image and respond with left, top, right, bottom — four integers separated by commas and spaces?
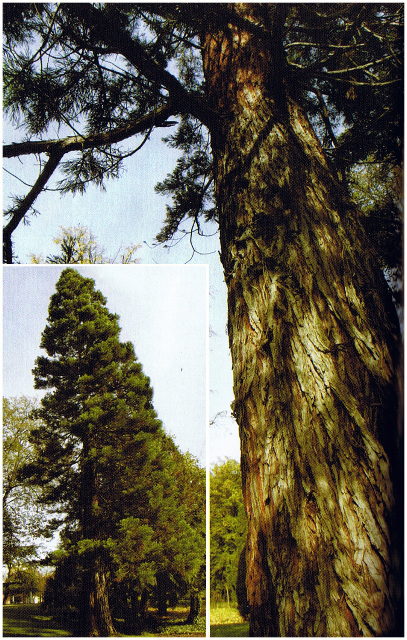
26, 268, 161, 532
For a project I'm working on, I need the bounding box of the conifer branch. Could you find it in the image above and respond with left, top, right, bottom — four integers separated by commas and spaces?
3, 152, 63, 263
4, 103, 175, 159
68, 4, 214, 127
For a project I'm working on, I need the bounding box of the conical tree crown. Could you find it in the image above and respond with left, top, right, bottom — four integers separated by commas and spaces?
28, 268, 162, 525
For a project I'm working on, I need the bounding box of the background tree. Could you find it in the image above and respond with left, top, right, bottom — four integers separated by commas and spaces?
210, 459, 247, 607
171, 448, 206, 623
21, 268, 204, 636
105, 438, 205, 630
3, 396, 54, 600
4, 4, 403, 636
30, 225, 141, 264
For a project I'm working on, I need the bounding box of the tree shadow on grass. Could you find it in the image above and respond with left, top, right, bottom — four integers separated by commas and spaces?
115, 607, 206, 637
3, 604, 72, 637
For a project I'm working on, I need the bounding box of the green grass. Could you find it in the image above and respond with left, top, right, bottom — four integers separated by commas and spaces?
125, 605, 206, 637
210, 603, 249, 637
134, 617, 206, 637
3, 604, 72, 637
210, 622, 249, 637
4, 603, 206, 637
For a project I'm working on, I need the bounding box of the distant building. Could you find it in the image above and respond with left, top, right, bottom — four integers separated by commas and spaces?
4, 591, 40, 604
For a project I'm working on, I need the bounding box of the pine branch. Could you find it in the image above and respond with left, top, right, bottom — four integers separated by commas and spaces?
4, 103, 175, 159
3, 102, 181, 262
320, 54, 398, 76
70, 4, 214, 127
3, 152, 63, 263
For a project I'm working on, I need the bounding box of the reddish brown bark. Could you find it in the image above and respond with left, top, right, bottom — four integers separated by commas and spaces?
203, 5, 401, 636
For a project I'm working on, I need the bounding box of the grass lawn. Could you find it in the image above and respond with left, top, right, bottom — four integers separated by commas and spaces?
3, 603, 205, 637
210, 604, 249, 637
3, 604, 72, 637
130, 605, 206, 637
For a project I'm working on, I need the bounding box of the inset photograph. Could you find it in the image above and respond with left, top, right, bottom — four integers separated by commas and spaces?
3, 264, 207, 637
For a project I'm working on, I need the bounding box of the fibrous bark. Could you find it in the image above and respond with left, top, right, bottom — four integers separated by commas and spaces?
203, 5, 401, 636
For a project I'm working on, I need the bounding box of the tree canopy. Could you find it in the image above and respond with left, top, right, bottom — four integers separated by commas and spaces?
30, 225, 141, 264
210, 459, 247, 606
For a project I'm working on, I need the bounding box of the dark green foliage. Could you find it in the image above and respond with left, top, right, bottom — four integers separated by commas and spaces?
155, 116, 216, 244
3, 3, 46, 46
41, 551, 83, 622
210, 460, 247, 605
25, 269, 160, 536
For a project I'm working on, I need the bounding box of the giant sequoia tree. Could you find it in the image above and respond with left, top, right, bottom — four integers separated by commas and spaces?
4, 4, 403, 636
22, 268, 204, 636
25, 268, 160, 635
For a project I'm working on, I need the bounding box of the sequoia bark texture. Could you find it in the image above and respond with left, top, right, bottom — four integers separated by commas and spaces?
202, 5, 401, 637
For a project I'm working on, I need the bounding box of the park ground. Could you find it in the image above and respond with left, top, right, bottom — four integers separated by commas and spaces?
210, 603, 249, 637
3, 603, 206, 637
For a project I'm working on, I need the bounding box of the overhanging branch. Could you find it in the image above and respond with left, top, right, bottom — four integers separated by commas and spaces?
70, 4, 214, 127
3, 103, 180, 262
4, 103, 176, 159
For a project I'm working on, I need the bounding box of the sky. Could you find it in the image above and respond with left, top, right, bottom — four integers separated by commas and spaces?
3, 264, 209, 465
3, 112, 241, 467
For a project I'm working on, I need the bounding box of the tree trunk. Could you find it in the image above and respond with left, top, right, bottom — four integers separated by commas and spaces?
140, 589, 149, 620
89, 554, 116, 637
186, 586, 201, 624
78, 449, 116, 636
131, 589, 144, 626
156, 572, 168, 616
203, 5, 402, 637
3, 584, 10, 605
77, 553, 116, 637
